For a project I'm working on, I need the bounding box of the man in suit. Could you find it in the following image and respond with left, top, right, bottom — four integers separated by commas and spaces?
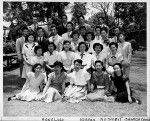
16, 26, 29, 85
36, 27, 49, 53
58, 14, 68, 36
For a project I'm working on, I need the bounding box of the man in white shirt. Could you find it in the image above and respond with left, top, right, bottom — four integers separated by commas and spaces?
49, 25, 63, 51
16, 27, 29, 79
61, 22, 73, 42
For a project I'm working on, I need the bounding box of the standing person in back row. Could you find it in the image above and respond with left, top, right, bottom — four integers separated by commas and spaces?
16, 26, 29, 86
49, 25, 63, 51
118, 32, 132, 78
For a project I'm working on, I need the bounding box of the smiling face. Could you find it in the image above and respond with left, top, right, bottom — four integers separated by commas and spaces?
35, 65, 42, 73
28, 35, 34, 43
101, 30, 107, 40
63, 42, 70, 51
95, 62, 103, 72
54, 65, 62, 74
113, 64, 122, 75
48, 44, 54, 52
79, 44, 86, 53
110, 44, 117, 53
86, 33, 92, 41
119, 34, 125, 43
95, 45, 102, 54
74, 61, 82, 72
72, 33, 79, 41
51, 27, 57, 36
67, 23, 73, 32
36, 48, 42, 56
37, 29, 44, 37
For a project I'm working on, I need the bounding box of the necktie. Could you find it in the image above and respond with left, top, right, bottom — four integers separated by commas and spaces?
80, 53, 85, 59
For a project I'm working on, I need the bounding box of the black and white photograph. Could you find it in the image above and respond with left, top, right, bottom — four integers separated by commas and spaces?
2, 1, 149, 120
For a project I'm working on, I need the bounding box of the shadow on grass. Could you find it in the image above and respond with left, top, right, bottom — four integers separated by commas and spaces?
3, 74, 23, 93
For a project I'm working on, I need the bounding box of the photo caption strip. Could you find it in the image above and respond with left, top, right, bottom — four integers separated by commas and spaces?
1, 117, 150, 121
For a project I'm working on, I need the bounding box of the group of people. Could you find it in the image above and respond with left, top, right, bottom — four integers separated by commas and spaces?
8, 14, 141, 104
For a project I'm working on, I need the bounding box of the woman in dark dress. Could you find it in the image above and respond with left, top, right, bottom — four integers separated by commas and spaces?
111, 63, 141, 104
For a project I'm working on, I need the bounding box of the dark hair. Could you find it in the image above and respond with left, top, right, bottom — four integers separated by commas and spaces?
113, 63, 123, 76
118, 32, 126, 42
95, 60, 105, 71
62, 14, 67, 19
36, 27, 47, 37
48, 42, 57, 50
77, 41, 89, 52
52, 61, 65, 72
100, 27, 109, 34
79, 26, 86, 31
26, 33, 36, 42
95, 26, 101, 31
21, 26, 28, 31
93, 43, 103, 51
98, 16, 104, 21
67, 21, 74, 27
51, 24, 58, 30
78, 15, 85, 24
32, 63, 42, 72
34, 45, 43, 54
70, 30, 79, 38
74, 59, 82, 65
109, 42, 118, 49
85, 31, 95, 41
62, 40, 72, 51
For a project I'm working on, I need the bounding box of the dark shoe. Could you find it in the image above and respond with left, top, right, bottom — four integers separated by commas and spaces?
8, 97, 11, 101
136, 99, 142, 105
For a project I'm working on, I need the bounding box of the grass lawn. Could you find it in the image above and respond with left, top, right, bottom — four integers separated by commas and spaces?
3, 51, 147, 117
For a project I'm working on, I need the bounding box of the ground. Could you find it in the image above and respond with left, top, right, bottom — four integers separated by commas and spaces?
3, 51, 147, 117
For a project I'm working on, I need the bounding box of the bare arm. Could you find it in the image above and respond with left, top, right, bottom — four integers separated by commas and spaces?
125, 80, 132, 103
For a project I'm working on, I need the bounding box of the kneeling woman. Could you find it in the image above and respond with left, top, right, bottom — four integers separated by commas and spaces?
8, 63, 45, 102
111, 63, 141, 104
86, 60, 111, 101
39, 61, 68, 103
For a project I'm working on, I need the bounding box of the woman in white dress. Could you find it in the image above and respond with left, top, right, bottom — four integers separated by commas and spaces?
58, 40, 75, 73
38, 61, 69, 103
118, 32, 132, 78
8, 63, 45, 102
63, 59, 91, 103
22, 33, 38, 79
30, 45, 44, 66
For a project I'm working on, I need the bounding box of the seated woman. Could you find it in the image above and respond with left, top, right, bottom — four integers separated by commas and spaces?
63, 59, 91, 103
38, 61, 68, 103
8, 63, 45, 102
111, 63, 141, 104
86, 60, 111, 102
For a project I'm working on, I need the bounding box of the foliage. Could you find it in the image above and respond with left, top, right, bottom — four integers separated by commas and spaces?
3, 41, 16, 54
71, 2, 87, 24
114, 2, 146, 31
3, 2, 69, 24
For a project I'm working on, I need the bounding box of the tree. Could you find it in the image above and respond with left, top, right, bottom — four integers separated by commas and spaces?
3, 2, 69, 24
71, 2, 87, 24
114, 2, 146, 31
91, 2, 113, 26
